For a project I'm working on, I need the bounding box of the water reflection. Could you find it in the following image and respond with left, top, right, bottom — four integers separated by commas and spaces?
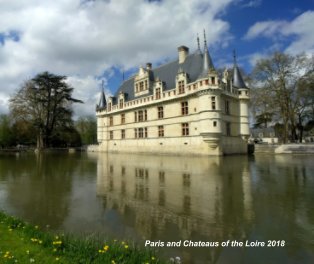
0, 152, 313, 263
93, 153, 256, 262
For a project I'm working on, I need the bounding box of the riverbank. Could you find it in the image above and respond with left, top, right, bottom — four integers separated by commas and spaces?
254, 143, 314, 154
0, 211, 163, 264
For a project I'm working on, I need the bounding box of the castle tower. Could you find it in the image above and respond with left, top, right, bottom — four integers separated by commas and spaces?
232, 51, 250, 140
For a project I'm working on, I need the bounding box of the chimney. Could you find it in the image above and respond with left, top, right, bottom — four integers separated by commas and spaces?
178, 46, 189, 64
146, 62, 152, 70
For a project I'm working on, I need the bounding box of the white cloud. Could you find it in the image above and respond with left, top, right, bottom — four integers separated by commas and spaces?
241, 0, 262, 8
0, 0, 234, 116
244, 11, 314, 55
244, 20, 287, 40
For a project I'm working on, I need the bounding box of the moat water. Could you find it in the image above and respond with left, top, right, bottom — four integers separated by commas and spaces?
0, 152, 313, 263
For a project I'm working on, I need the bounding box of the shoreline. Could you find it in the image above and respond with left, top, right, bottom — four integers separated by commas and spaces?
254, 143, 314, 154
0, 211, 164, 264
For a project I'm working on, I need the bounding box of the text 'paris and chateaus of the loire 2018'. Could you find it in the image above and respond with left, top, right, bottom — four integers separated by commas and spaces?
94, 33, 250, 156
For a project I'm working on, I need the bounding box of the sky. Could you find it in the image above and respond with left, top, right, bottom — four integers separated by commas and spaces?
0, 0, 313, 117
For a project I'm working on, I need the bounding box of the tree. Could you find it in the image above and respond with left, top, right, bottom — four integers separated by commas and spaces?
9, 72, 83, 149
252, 52, 314, 143
75, 116, 97, 145
0, 114, 14, 148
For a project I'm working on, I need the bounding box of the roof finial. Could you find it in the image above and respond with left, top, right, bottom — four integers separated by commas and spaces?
203, 29, 207, 47
197, 33, 201, 51
233, 49, 237, 65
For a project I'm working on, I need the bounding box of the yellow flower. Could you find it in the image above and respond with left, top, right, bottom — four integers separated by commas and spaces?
151, 256, 155, 260
103, 245, 109, 251
124, 245, 129, 249
55, 257, 59, 261
121, 241, 125, 245
111, 260, 116, 264
35, 225, 39, 229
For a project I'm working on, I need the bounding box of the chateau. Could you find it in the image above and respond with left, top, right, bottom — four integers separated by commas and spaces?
95, 36, 250, 155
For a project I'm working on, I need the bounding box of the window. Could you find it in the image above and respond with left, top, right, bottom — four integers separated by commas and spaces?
108, 102, 112, 112
226, 122, 231, 136
134, 112, 137, 122
181, 101, 188, 115
144, 127, 148, 138
138, 128, 144, 138
225, 100, 230, 115
158, 126, 164, 137
121, 114, 125, 124
109, 131, 113, 139
134, 128, 138, 138
109, 116, 113, 126
156, 88, 161, 99
144, 110, 147, 121
178, 80, 185, 94
158, 106, 164, 119
211, 96, 216, 110
139, 81, 144, 91
135, 83, 139, 93
182, 123, 189, 136
121, 130, 125, 139
138, 110, 143, 122
213, 121, 217, 127
211, 77, 215, 85
119, 99, 124, 109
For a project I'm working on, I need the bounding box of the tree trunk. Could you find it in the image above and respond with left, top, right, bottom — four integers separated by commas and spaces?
37, 130, 44, 149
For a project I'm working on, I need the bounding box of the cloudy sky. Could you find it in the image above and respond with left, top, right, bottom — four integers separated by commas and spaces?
0, 0, 313, 117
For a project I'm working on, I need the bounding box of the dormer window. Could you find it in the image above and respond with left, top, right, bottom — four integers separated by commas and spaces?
134, 65, 152, 97
176, 69, 188, 95
156, 88, 161, 99
178, 80, 185, 94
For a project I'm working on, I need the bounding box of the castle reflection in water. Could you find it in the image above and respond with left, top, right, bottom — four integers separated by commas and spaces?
91, 152, 254, 262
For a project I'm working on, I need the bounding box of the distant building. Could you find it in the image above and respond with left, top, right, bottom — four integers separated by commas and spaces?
95, 33, 250, 155
250, 127, 279, 144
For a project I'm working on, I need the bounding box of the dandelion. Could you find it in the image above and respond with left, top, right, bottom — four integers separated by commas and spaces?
26, 250, 30, 255
151, 256, 156, 260
111, 260, 116, 264
121, 241, 125, 245
103, 245, 109, 251
29, 258, 35, 263
124, 245, 129, 249
35, 225, 39, 229
55, 257, 59, 261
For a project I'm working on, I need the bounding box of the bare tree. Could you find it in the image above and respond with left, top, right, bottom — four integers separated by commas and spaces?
252, 52, 314, 143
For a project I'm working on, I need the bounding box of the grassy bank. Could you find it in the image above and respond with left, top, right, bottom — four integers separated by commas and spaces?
0, 211, 164, 264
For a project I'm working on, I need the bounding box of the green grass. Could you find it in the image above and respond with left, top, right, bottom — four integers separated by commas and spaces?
0, 211, 165, 264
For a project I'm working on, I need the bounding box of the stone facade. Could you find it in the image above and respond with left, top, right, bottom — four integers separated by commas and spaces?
95, 40, 250, 156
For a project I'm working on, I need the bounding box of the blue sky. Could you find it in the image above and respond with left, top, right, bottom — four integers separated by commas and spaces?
0, 0, 313, 116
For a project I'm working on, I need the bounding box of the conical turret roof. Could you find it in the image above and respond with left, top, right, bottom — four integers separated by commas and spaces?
199, 30, 215, 78
97, 81, 107, 109
232, 51, 247, 88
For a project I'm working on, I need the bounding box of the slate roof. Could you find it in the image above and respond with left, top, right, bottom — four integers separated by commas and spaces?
113, 51, 204, 102
97, 90, 107, 109
233, 65, 247, 89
